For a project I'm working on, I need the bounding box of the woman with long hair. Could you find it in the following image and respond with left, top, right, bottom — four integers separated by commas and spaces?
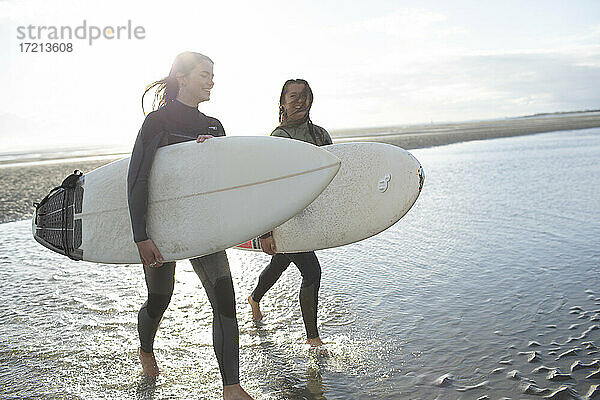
247, 79, 332, 347
127, 52, 253, 400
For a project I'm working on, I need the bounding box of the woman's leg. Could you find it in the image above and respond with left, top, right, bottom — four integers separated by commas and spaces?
189, 251, 240, 386
285, 252, 322, 341
138, 261, 176, 375
250, 254, 291, 302
248, 254, 292, 321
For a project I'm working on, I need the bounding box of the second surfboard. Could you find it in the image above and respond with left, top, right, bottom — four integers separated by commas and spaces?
235, 142, 424, 253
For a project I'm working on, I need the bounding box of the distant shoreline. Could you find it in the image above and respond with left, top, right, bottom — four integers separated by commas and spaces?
2, 111, 600, 224
2, 111, 600, 167
331, 111, 600, 149
0, 154, 127, 168
516, 109, 600, 118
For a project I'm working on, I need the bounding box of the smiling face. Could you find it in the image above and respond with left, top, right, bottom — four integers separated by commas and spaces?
176, 59, 214, 105
282, 82, 311, 122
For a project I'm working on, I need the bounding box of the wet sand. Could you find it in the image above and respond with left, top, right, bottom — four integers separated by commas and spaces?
402, 290, 600, 398
470, 297, 600, 399
0, 160, 117, 224
332, 111, 600, 149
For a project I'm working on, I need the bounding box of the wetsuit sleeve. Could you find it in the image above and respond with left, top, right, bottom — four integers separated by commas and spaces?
127, 113, 164, 243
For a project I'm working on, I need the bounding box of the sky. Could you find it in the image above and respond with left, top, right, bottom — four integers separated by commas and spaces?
1, 0, 599, 151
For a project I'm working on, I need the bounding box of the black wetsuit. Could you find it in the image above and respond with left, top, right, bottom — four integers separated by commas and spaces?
251, 120, 332, 339
127, 100, 239, 385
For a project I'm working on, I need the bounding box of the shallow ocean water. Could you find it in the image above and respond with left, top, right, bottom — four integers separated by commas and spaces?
1, 128, 600, 399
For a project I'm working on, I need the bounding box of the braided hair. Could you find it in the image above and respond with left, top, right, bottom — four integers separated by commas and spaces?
142, 52, 213, 115
279, 79, 326, 144
278, 79, 314, 123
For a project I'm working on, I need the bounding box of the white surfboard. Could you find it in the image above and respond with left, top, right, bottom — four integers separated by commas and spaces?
235, 142, 424, 253
32, 136, 340, 264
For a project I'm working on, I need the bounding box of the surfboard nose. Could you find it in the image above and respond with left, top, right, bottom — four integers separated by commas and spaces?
270, 135, 341, 171
253, 135, 341, 198
404, 149, 425, 194
309, 144, 341, 190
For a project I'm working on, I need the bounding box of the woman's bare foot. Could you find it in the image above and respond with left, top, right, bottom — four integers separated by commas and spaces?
138, 348, 160, 377
247, 296, 263, 321
306, 337, 325, 347
306, 337, 329, 356
223, 383, 254, 399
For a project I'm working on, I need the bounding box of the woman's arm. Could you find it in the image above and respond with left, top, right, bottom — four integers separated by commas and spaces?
127, 113, 165, 266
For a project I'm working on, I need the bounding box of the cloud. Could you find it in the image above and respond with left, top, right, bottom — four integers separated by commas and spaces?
314, 42, 600, 128
309, 10, 600, 125
319, 7, 468, 67
338, 8, 448, 38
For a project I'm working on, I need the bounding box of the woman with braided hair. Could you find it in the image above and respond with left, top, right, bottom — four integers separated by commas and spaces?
127, 51, 253, 400
247, 79, 332, 348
